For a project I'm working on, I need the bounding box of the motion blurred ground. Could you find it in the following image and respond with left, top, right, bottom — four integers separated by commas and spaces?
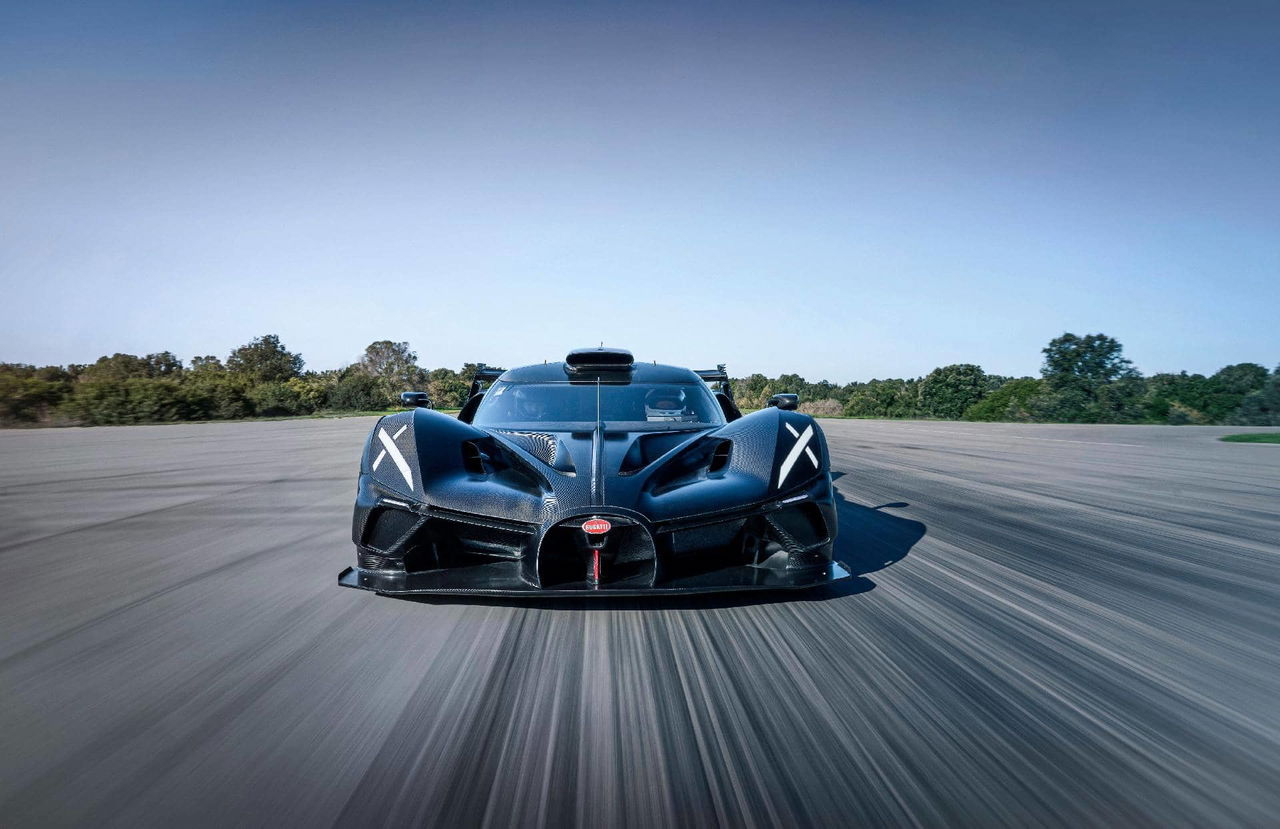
1, 419, 1277, 826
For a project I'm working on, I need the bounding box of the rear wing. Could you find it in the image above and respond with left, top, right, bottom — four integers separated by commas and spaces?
696, 364, 734, 402
467, 364, 505, 398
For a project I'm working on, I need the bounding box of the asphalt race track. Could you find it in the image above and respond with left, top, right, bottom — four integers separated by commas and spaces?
1, 418, 1278, 827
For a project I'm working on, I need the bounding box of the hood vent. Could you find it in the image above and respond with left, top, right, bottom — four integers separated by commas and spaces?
493, 430, 576, 473
619, 431, 704, 475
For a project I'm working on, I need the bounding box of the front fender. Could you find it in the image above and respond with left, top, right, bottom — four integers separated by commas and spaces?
634, 407, 829, 521
358, 409, 547, 521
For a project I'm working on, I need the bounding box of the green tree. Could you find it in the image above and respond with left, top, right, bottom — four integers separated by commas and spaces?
1212, 362, 1269, 395
327, 368, 385, 411
286, 373, 337, 412
147, 352, 183, 376
843, 378, 919, 418
1230, 368, 1280, 426
1201, 363, 1270, 422
731, 374, 771, 409
189, 355, 225, 373
1139, 363, 1268, 424
962, 378, 1043, 421
0, 363, 37, 379
180, 373, 253, 420
226, 335, 303, 383
1166, 401, 1211, 425
62, 378, 188, 425
248, 382, 308, 417
1039, 333, 1140, 422
82, 353, 148, 381
1092, 375, 1148, 423
807, 380, 841, 403
1042, 333, 1136, 385
358, 341, 426, 406
774, 374, 806, 395
81, 352, 182, 382
0, 371, 71, 424
918, 364, 987, 419
426, 367, 469, 409
1141, 372, 1196, 422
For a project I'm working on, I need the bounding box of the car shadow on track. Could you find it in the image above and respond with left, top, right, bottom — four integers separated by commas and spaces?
830, 475, 927, 581
395, 479, 926, 611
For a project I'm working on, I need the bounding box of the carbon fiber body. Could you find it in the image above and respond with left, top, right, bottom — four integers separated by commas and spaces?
339, 358, 847, 597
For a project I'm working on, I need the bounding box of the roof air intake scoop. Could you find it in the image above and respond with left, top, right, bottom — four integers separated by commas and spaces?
565, 347, 634, 372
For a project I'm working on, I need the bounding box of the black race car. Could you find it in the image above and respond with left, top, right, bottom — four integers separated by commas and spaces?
338, 348, 849, 596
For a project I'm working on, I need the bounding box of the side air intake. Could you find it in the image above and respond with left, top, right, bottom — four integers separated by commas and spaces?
461, 441, 489, 475
708, 440, 732, 473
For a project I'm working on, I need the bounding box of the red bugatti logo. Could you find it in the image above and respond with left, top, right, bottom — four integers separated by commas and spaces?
582, 518, 612, 535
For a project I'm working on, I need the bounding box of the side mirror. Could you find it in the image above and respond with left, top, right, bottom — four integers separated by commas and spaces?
767, 393, 799, 411
400, 391, 432, 409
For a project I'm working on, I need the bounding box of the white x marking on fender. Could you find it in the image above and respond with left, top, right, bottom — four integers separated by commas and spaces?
777, 422, 817, 488
377, 427, 414, 491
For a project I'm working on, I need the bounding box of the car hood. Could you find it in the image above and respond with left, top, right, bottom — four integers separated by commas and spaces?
362, 407, 825, 527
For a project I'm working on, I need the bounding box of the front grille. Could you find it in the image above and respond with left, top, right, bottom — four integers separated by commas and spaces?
538, 517, 656, 587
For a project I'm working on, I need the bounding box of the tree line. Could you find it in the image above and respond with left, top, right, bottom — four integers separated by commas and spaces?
0, 336, 478, 426
746, 334, 1278, 426
1, 332, 1277, 426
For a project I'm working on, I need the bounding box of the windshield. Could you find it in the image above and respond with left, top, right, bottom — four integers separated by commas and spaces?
472, 381, 723, 430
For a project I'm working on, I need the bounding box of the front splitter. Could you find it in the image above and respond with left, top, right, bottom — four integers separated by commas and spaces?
338, 559, 851, 597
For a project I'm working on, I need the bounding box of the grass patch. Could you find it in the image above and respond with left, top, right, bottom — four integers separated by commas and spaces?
1220, 433, 1280, 444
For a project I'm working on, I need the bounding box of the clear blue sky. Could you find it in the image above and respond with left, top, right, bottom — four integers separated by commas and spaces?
2, 1, 1277, 382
